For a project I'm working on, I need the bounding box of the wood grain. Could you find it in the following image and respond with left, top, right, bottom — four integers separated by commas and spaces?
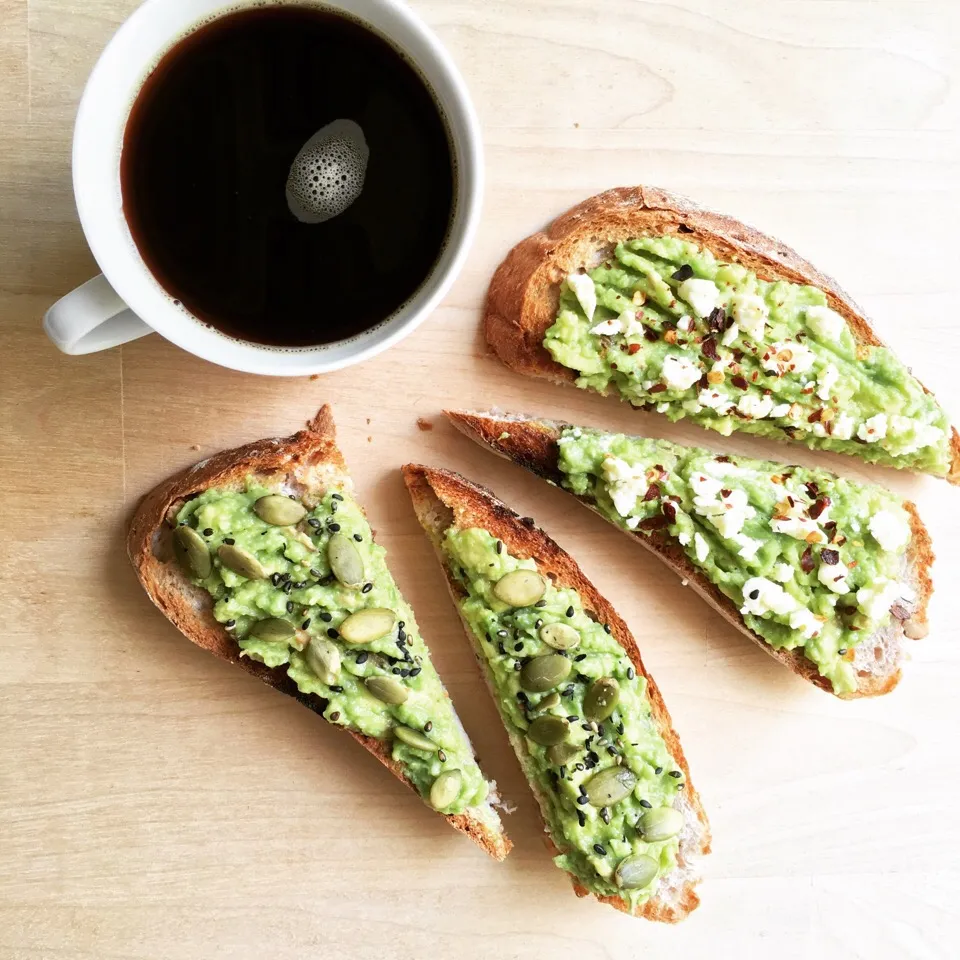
1, 1, 959, 957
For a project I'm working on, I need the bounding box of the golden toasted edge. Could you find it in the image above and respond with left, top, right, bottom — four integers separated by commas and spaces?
402, 463, 711, 922
445, 409, 934, 700
484, 185, 960, 482
125, 405, 511, 862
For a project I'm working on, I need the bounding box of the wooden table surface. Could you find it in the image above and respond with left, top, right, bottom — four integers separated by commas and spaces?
3, 1, 960, 957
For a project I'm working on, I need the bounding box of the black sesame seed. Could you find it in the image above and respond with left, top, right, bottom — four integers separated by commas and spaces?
565, 606, 575, 618
639, 799, 652, 809
281, 573, 291, 583
535, 619, 543, 630
574, 654, 587, 662
838, 648, 847, 655
399, 669, 410, 678
575, 762, 585, 772
671, 263, 694, 282
581, 724, 592, 732
617, 723, 625, 735
223, 537, 235, 545
600, 807, 611, 824
398, 630, 407, 643
203, 528, 213, 537
330, 501, 338, 512
307, 518, 322, 529
309, 568, 322, 579
497, 629, 508, 638
301, 619, 311, 630
286, 601, 295, 614
353, 533, 362, 542
409, 667, 421, 677
362, 583, 373, 594
329, 686, 344, 693
319, 612, 333, 622
437, 750, 447, 762
517, 691, 528, 703
398, 622, 405, 630
330, 711, 341, 721
223, 619, 236, 628
578, 785, 587, 796
328, 522, 341, 532
424, 721, 433, 732
749, 589, 760, 600
563, 686, 575, 698
535, 600, 547, 608
356, 652, 369, 664
588, 750, 600, 764
577, 810, 586, 827
566, 715, 579, 722
603, 623, 612, 634
283, 581, 293, 594
326, 628, 339, 639
496, 540, 503, 555
626, 667, 635, 680
497, 642, 506, 655
593, 843, 607, 856
669, 770, 682, 778
513, 661, 522, 671
392, 667, 400, 675
514, 642, 523, 652
331, 493, 343, 501
655, 766, 663, 775
607, 746, 619, 757
576, 673, 590, 683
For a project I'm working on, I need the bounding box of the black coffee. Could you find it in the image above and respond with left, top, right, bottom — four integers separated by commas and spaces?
121, 6, 454, 347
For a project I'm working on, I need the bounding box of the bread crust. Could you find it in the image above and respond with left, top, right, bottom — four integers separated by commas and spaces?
402, 464, 711, 921
126, 406, 511, 861
445, 410, 934, 700
484, 185, 960, 483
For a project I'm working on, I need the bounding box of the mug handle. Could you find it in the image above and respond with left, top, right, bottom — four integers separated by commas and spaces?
43, 275, 153, 355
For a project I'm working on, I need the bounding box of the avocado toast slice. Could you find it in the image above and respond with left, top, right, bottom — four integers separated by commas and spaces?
447, 410, 933, 699
127, 406, 510, 860
485, 185, 959, 482
402, 464, 710, 921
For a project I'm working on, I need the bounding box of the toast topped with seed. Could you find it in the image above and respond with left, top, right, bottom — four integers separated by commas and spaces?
447, 410, 933, 699
403, 464, 710, 921
485, 186, 959, 481
127, 406, 510, 860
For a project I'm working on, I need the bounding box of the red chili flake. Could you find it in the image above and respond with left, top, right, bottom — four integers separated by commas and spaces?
786, 496, 795, 508
807, 408, 823, 423
662, 501, 678, 523
716, 455, 731, 463
721, 489, 732, 498
800, 547, 815, 573
644, 326, 659, 342
701, 337, 719, 360
733, 349, 745, 363
627, 342, 642, 355
643, 482, 661, 501
809, 496, 832, 520
639, 515, 669, 531
731, 375, 748, 390
706, 308, 725, 332
698, 373, 710, 389
649, 382, 667, 394
890, 603, 910, 621
784, 427, 801, 439
610, 363, 618, 370
820, 548, 840, 565
654, 464, 666, 473
752, 371, 759, 382
804, 481, 820, 498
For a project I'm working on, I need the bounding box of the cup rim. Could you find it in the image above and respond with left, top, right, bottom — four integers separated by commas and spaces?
72, 0, 483, 376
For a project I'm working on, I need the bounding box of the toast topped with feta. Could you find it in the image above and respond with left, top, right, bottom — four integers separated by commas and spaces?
485, 186, 959, 481
447, 410, 934, 699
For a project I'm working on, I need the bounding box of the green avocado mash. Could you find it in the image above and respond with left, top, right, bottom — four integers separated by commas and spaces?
545, 235, 951, 475
444, 526, 685, 911
557, 426, 918, 694
173, 481, 490, 815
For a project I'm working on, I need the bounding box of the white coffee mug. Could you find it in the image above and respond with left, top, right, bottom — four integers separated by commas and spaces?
44, 0, 483, 376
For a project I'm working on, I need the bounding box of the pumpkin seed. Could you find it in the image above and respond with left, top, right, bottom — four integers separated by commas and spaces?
547, 741, 581, 766
493, 570, 546, 607
249, 618, 296, 644
539, 622, 580, 650
520, 654, 571, 693
253, 494, 307, 526
614, 854, 659, 890
526, 715, 570, 746
305, 636, 341, 685
217, 543, 267, 580
637, 806, 684, 842
365, 675, 409, 705
584, 677, 620, 722
537, 692, 561, 711
429, 769, 462, 811
394, 726, 439, 752
585, 766, 637, 806
173, 525, 211, 579
328, 533, 364, 587
339, 608, 395, 645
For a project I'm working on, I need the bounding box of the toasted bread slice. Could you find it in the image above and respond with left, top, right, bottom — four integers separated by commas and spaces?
485, 185, 960, 482
127, 406, 510, 860
447, 410, 934, 700
402, 463, 710, 921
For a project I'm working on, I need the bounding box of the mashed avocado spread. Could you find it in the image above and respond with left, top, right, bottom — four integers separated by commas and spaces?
557, 426, 918, 694
173, 481, 489, 814
545, 236, 951, 475
444, 526, 685, 911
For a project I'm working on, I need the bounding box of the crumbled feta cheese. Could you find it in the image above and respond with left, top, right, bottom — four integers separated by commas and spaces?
730, 292, 768, 340
678, 531, 691, 546
661, 354, 703, 391
626, 516, 640, 530
693, 532, 710, 563
770, 496, 822, 542
831, 412, 856, 440
816, 363, 839, 401
788, 607, 822, 639
692, 478, 754, 539
857, 413, 888, 443
590, 316, 622, 336
769, 402, 791, 419
889, 415, 944, 454
761, 340, 816, 376
677, 315, 693, 332
856, 579, 903, 621
721, 322, 739, 347
740, 577, 798, 617
773, 562, 794, 583
656, 402, 669, 413
704, 459, 741, 478
737, 393, 775, 419
805, 304, 845, 341
732, 533, 763, 560
698, 388, 733, 414
868, 509, 911, 552
690, 472, 724, 502
678, 278, 720, 318
817, 561, 849, 595
600, 456, 647, 517
566, 273, 596, 321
